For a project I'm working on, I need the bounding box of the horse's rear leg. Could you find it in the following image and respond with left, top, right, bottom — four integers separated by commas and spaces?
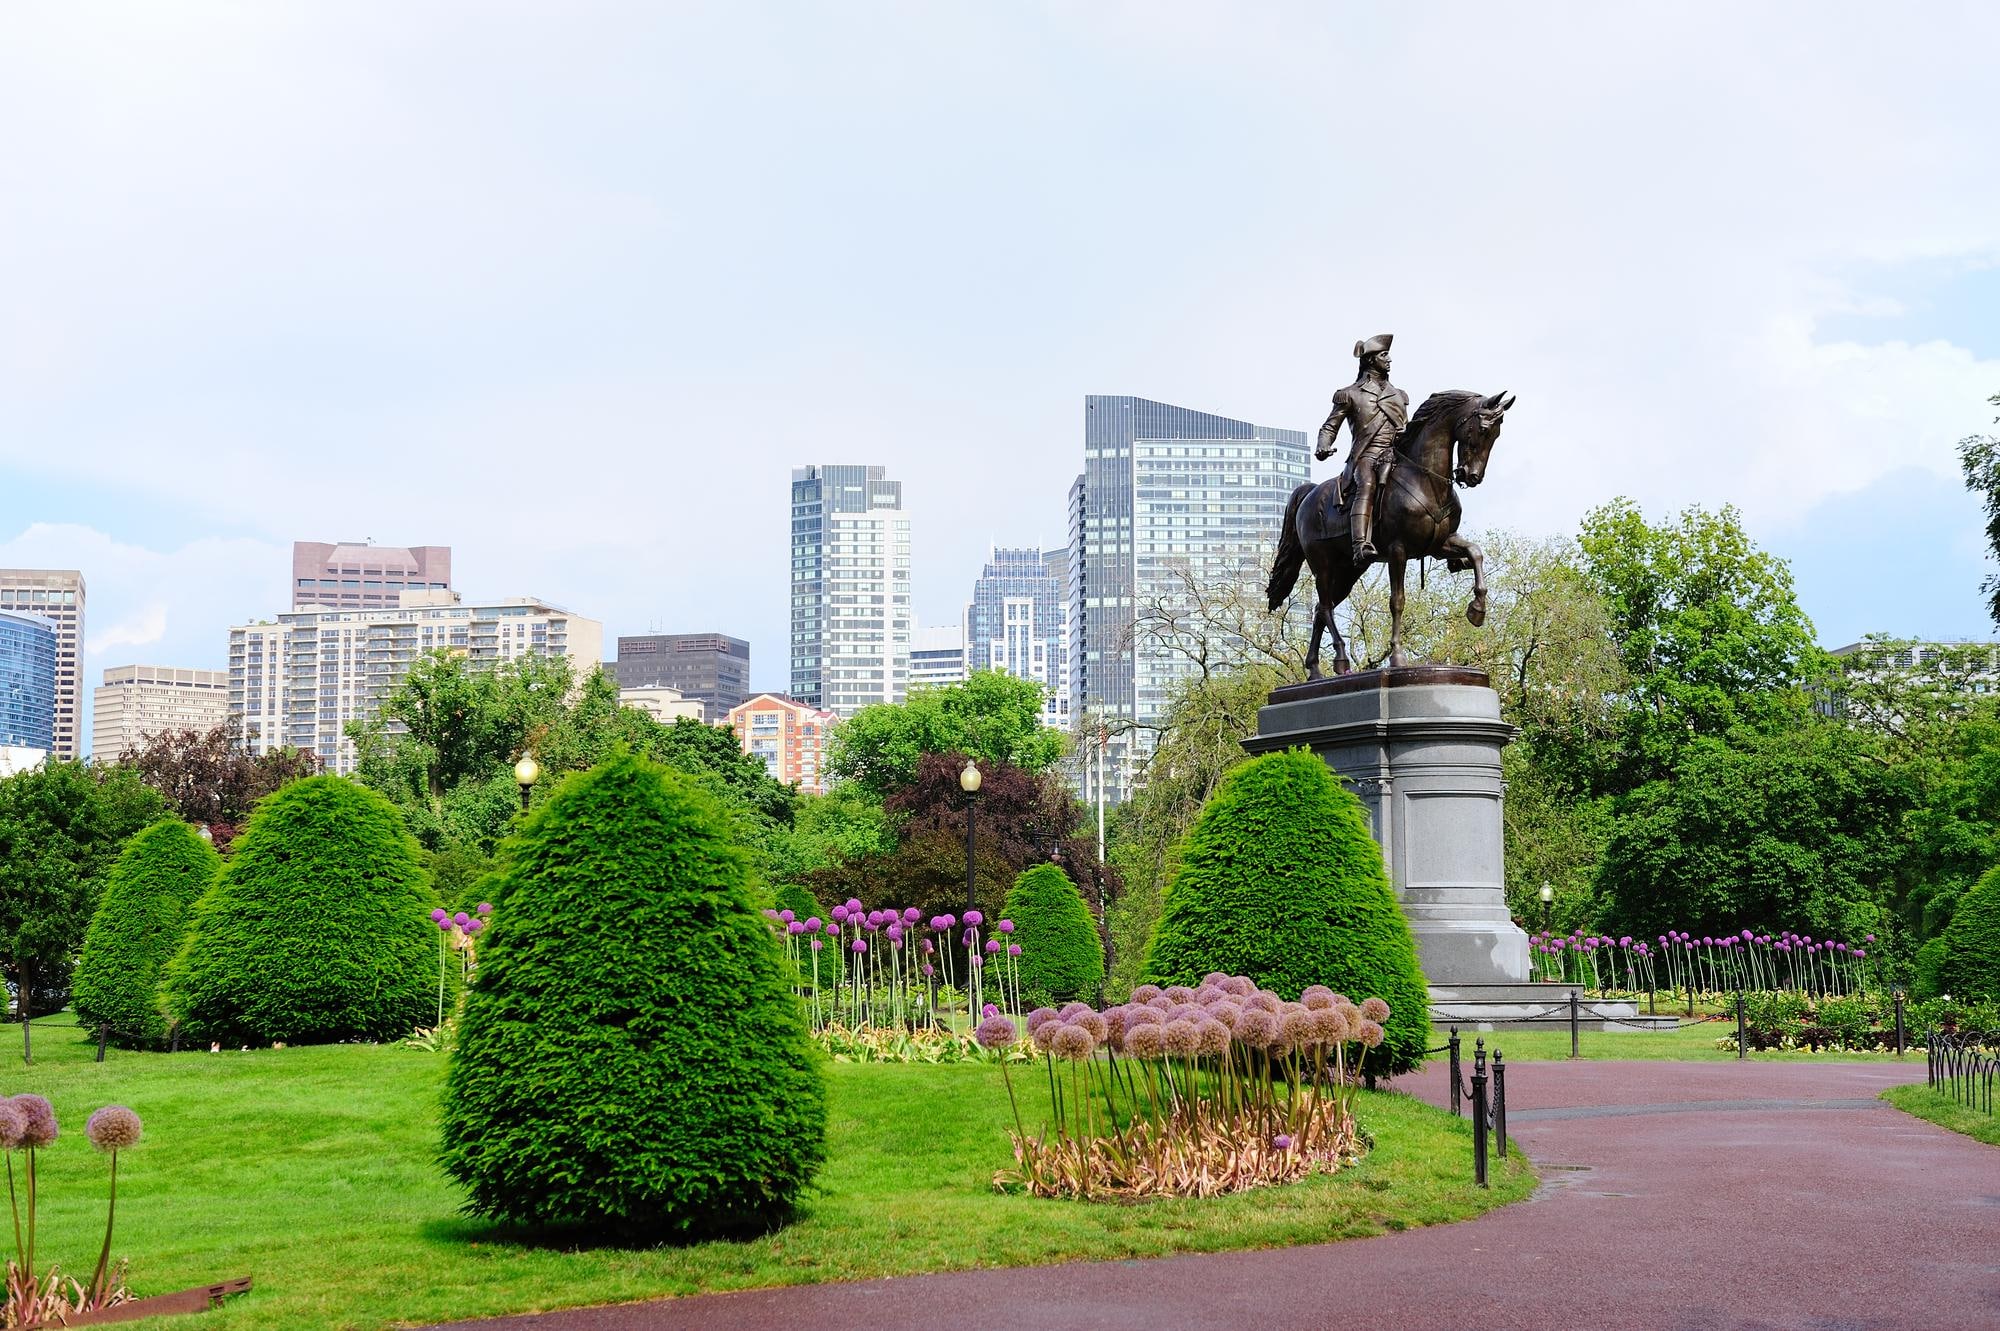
1304, 600, 1327, 679
1387, 558, 1408, 668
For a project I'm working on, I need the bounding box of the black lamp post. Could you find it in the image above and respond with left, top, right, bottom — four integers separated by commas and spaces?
514, 754, 540, 812
959, 758, 982, 916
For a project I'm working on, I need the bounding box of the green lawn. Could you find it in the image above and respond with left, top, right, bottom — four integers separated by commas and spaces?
1437, 1018, 1913, 1063
4, 1022, 1531, 1330
1882, 1083, 2000, 1147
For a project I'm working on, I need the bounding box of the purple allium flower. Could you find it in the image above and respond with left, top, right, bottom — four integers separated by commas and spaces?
0, 1101, 20, 1151
12, 1095, 56, 1148
477, 902, 493, 915
1856, 949, 1867, 958
920, 962, 934, 976
1272, 1134, 1294, 1150
1360, 996, 1391, 1023
997, 919, 1015, 934
1866, 933, 1876, 942
825, 922, 839, 936
867, 909, 885, 926
903, 906, 921, 923
985, 939, 1001, 954
85, 1105, 142, 1153
1026, 1006, 1060, 1032
787, 921, 807, 934
436, 919, 452, 932
804, 916, 821, 931
778, 909, 794, 923
810, 938, 824, 951
1162, 1019, 1201, 1057
1620, 936, 1632, 947
1301, 984, 1335, 1009
921, 938, 935, 954
964, 910, 984, 927
938, 913, 957, 930
1836, 942, 1848, 952
1123, 1022, 1166, 1059
1131, 984, 1163, 1004
467, 919, 485, 934
1052, 1023, 1097, 1061
851, 940, 867, 954
1008, 943, 1022, 956
453, 912, 472, 928
974, 1014, 1018, 1050
845, 897, 863, 912
832, 904, 849, 922
430, 908, 448, 923
968, 956, 982, 968
1357, 1019, 1386, 1049
887, 924, 903, 941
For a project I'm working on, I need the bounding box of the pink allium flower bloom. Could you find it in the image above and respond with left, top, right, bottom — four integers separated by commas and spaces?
476, 902, 493, 915
12, 1095, 56, 1149
1008, 944, 1022, 956
85, 1105, 142, 1153
974, 1015, 1018, 1050
997, 919, 1015, 934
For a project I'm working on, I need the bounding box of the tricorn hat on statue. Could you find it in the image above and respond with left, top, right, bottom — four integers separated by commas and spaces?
1353, 333, 1393, 359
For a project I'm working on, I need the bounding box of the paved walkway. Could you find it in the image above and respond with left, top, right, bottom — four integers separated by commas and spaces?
439, 1059, 2000, 1331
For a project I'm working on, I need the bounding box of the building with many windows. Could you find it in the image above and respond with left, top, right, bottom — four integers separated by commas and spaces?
609, 633, 750, 720
0, 570, 83, 761
726, 692, 837, 794
0, 609, 57, 774
967, 546, 1068, 728
910, 624, 968, 691
1067, 397, 1309, 804
228, 591, 603, 774
789, 464, 912, 715
292, 541, 452, 610
92, 665, 232, 759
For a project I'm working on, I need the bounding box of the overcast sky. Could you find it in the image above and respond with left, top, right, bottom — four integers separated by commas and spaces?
5, 3, 1999, 741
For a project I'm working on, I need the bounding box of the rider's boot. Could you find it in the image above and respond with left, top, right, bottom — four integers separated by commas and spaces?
1350, 483, 1377, 562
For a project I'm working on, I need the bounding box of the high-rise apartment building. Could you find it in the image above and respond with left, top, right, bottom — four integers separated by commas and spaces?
93, 666, 232, 759
910, 624, 968, 690
727, 693, 838, 794
0, 610, 57, 773
292, 541, 452, 610
229, 591, 603, 775
1068, 396, 1309, 804
968, 546, 1069, 728
789, 464, 912, 715
610, 633, 750, 720
0, 570, 84, 761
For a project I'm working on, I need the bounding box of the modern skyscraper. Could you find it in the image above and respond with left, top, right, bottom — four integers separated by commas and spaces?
291, 541, 452, 610
967, 546, 1069, 728
0, 570, 84, 761
229, 591, 603, 775
789, 464, 912, 715
610, 633, 750, 720
1067, 396, 1310, 803
910, 624, 968, 690
0, 610, 57, 773
93, 666, 232, 759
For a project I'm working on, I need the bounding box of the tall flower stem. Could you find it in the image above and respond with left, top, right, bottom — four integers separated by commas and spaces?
88, 1151, 118, 1305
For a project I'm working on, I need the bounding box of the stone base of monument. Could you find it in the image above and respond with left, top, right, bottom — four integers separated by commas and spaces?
1428, 982, 1681, 1033
1245, 665, 1530, 986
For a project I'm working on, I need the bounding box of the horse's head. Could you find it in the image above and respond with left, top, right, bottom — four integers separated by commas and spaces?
1453, 391, 1516, 488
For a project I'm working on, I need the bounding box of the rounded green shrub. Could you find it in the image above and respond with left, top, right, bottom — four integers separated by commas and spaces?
1142, 748, 1431, 1077
438, 750, 826, 1238
73, 819, 220, 1048
164, 775, 437, 1044
773, 880, 820, 920
1939, 864, 2000, 1001
1001, 863, 1104, 1007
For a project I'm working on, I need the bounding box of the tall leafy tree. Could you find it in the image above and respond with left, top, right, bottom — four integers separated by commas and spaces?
0, 762, 167, 1021
827, 671, 1065, 799
1956, 391, 2000, 625
119, 722, 319, 848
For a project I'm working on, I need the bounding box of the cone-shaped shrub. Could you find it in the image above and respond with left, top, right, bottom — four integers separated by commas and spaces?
773, 881, 819, 920
1002, 862, 1104, 1006
164, 775, 436, 1044
1142, 748, 1431, 1077
1939, 864, 2000, 1002
74, 819, 220, 1048
438, 750, 826, 1238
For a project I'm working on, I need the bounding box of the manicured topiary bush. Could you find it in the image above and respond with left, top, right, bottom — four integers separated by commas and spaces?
1002, 863, 1104, 1007
73, 819, 220, 1048
438, 750, 826, 1238
1142, 748, 1431, 1078
773, 881, 820, 920
1939, 864, 2000, 1002
163, 775, 437, 1044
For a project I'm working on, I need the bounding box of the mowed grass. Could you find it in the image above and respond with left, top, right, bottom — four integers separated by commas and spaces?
1881, 1083, 2000, 1147
1438, 1018, 1912, 1063
5, 1022, 1531, 1330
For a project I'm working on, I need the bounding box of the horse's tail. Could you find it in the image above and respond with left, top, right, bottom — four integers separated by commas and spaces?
1267, 483, 1311, 612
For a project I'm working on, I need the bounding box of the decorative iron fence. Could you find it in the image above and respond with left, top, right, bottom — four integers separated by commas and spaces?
1926, 1029, 1997, 1117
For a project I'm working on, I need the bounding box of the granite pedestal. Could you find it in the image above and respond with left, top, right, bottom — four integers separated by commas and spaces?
1243, 665, 1530, 986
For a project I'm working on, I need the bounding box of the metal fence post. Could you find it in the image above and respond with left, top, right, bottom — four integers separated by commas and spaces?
1569, 989, 1580, 1060
1471, 1039, 1489, 1187
1493, 1050, 1507, 1159
1448, 1028, 1462, 1117
96, 1027, 108, 1063
1894, 989, 1906, 1057
1648, 980, 1656, 1016
1736, 988, 1747, 1061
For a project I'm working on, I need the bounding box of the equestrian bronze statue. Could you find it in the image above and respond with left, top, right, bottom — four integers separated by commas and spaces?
1267, 334, 1516, 677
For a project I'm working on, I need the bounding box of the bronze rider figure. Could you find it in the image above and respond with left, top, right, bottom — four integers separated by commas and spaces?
1320, 333, 1409, 563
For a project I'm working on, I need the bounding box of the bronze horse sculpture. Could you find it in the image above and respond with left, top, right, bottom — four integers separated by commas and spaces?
1266, 388, 1516, 676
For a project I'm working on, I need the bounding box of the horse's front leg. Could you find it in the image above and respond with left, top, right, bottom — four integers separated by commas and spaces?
1387, 557, 1407, 668
1304, 599, 1326, 680
1441, 533, 1488, 627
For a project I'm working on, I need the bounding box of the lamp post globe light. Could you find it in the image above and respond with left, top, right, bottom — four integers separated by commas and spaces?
514, 754, 541, 811
1538, 880, 1554, 934
960, 758, 982, 917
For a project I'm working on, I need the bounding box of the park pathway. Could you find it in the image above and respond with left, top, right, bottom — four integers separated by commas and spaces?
437, 1059, 2000, 1331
